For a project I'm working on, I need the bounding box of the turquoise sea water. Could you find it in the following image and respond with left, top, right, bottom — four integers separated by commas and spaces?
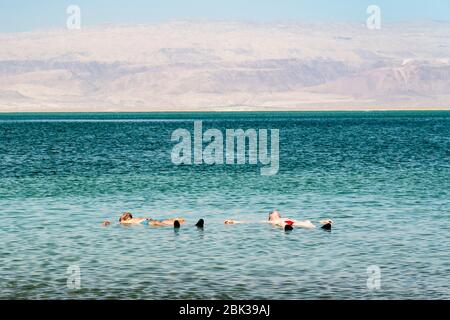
0, 111, 449, 299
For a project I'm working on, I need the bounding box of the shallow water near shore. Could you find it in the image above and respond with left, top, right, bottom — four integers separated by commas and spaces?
1, 111, 449, 299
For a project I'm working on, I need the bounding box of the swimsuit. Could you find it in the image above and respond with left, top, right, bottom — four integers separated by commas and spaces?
285, 220, 294, 226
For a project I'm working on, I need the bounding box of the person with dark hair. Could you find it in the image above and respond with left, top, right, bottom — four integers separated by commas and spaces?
319, 219, 333, 230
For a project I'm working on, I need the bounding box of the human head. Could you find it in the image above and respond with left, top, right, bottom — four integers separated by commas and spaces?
268, 210, 281, 221
119, 212, 133, 222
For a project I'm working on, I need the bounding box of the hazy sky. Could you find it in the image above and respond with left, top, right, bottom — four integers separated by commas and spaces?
1, 0, 449, 32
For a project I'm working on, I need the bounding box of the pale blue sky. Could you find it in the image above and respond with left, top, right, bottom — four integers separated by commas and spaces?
0, 0, 449, 32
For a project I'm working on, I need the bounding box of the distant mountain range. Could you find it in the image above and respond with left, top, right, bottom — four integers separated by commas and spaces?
1, 21, 449, 111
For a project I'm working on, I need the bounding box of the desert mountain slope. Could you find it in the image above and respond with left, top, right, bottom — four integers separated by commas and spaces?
0, 21, 449, 111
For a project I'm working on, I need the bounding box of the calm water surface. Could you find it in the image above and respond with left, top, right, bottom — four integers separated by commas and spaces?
0, 111, 449, 299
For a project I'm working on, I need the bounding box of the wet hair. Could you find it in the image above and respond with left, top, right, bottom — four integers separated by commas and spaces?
119, 212, 133, 222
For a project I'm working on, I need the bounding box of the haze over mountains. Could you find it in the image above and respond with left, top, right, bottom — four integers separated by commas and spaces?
0, 21, 449, 111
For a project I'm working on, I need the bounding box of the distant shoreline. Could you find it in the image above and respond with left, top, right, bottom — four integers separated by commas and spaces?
1, 109, 450, 114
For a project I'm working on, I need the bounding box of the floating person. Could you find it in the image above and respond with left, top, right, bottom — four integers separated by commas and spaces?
225, 210, 333, 231
268, 210, 319, 229
118, 212, 186, 226
102, 212, 188, 228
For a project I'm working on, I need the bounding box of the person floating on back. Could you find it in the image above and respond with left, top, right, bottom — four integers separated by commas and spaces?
224, 210, 333, 231
103, 212, 187, 228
